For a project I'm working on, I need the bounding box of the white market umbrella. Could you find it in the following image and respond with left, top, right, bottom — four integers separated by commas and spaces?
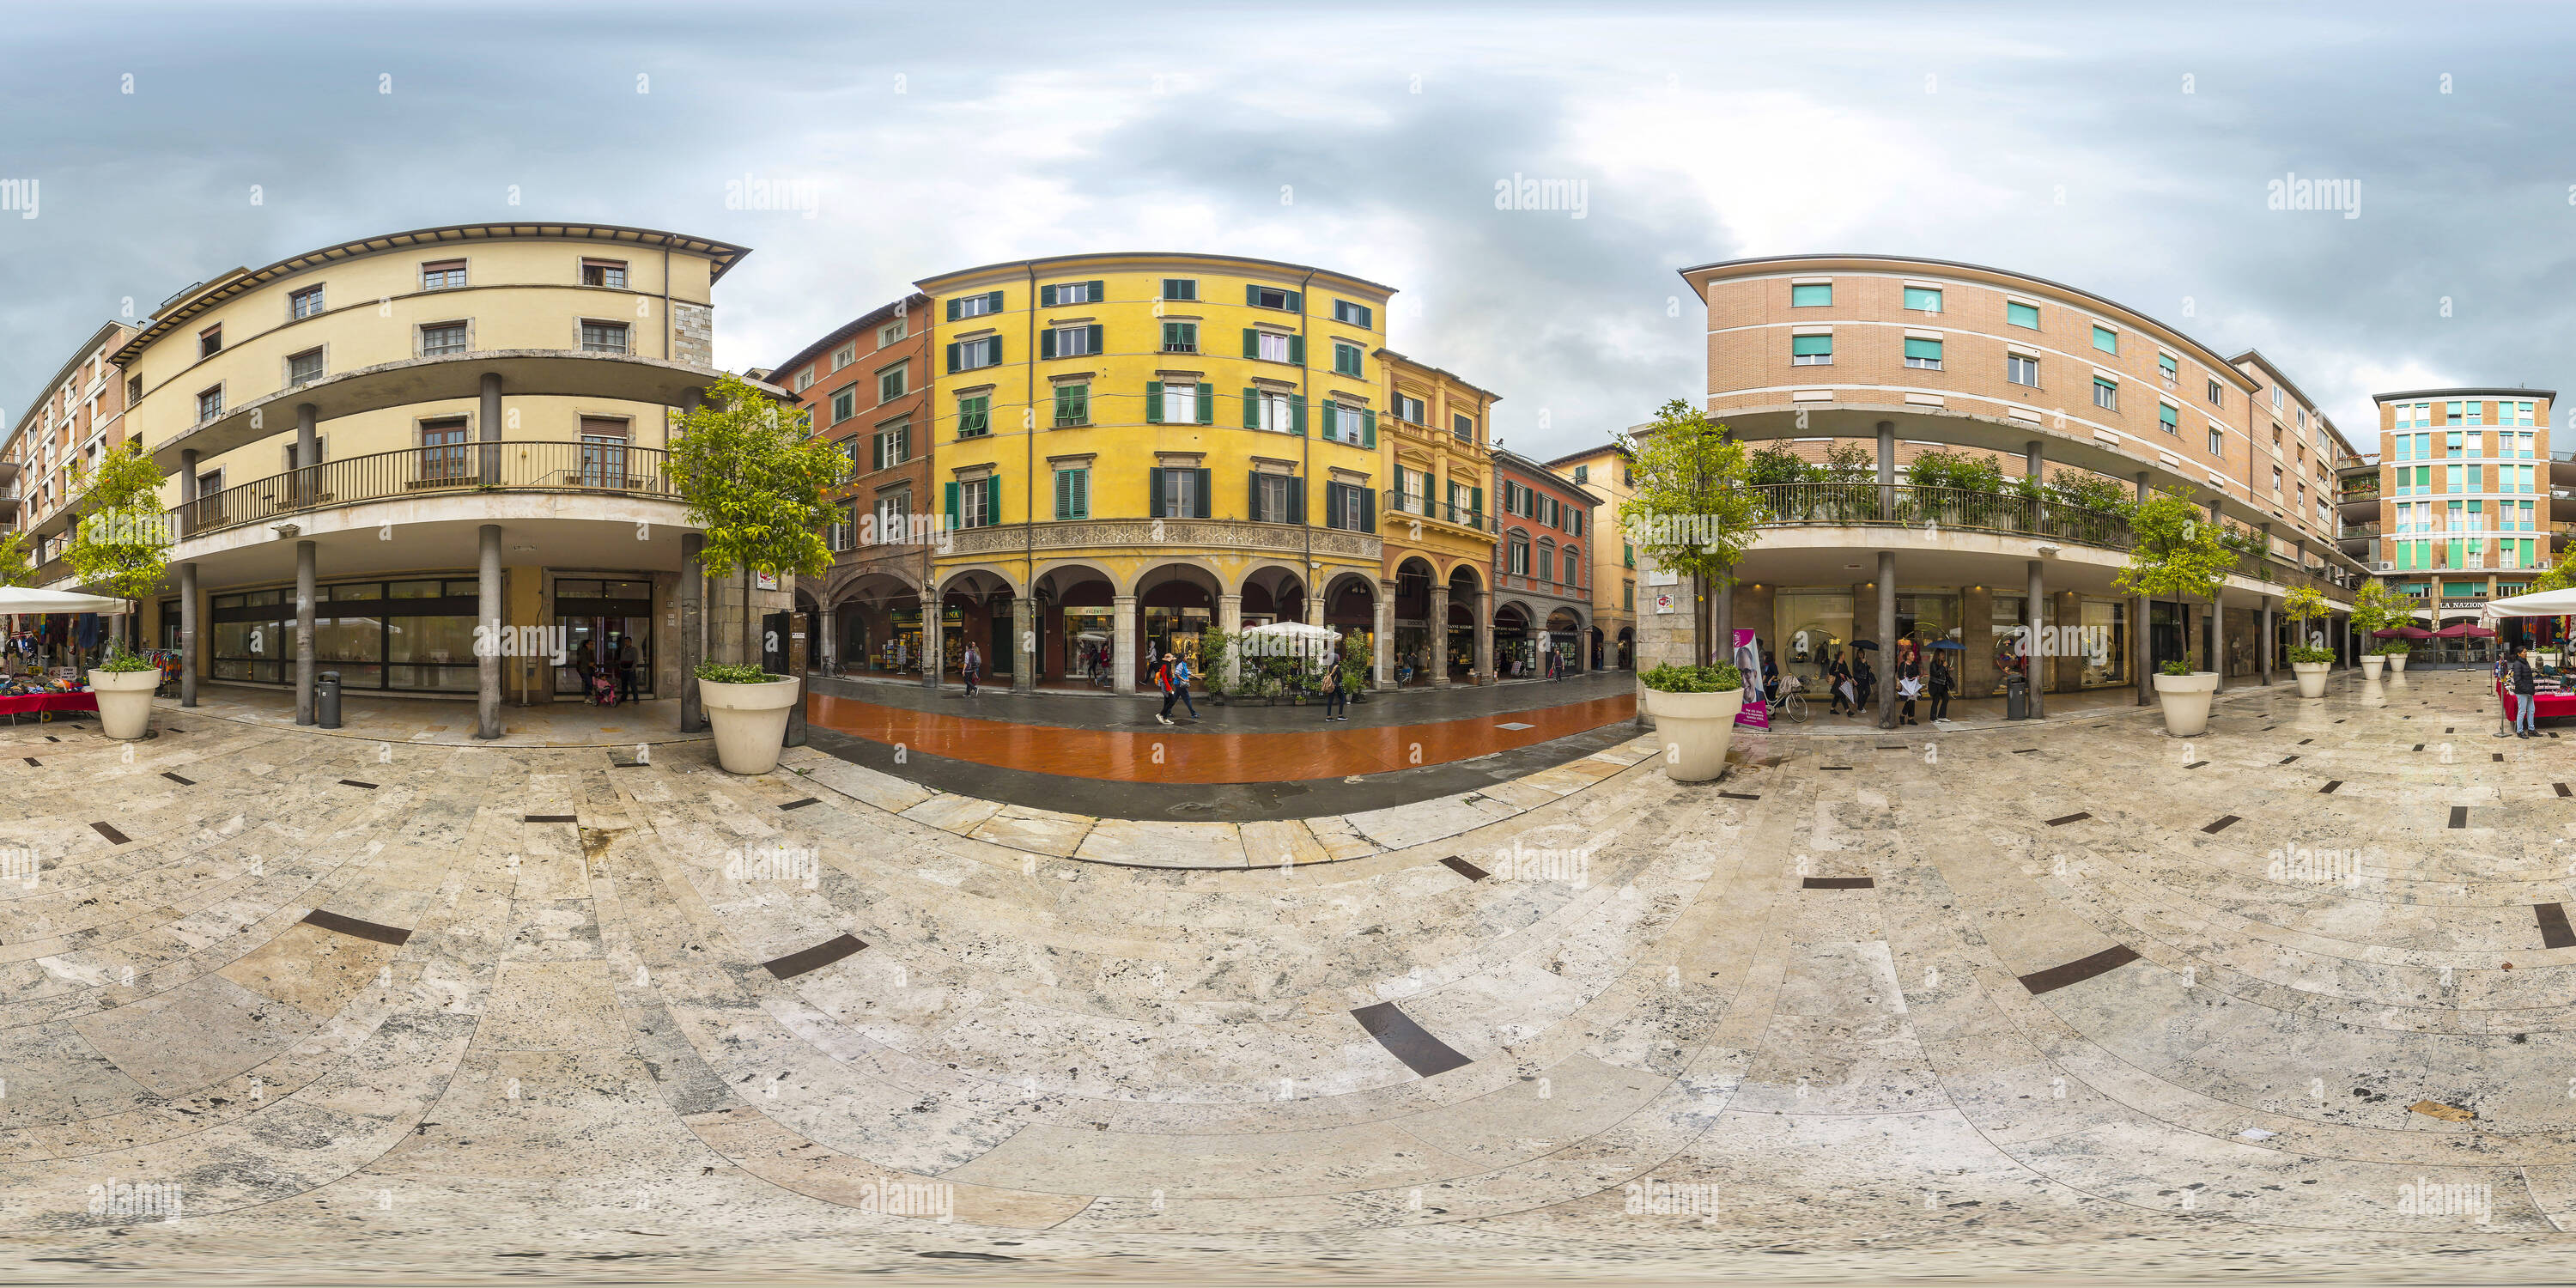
2482, 587, 2576, 620
0, 586, 130, 615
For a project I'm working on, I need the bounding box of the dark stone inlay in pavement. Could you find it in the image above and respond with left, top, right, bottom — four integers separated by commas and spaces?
301, 908, 412, 946
2320, 781, 2342, 793
43, 735, 57, 742
2044, 812, 2091, 826
2184, 761, 2208, 769
1802, 877, 1874, 889
2539, 903, 2576, 950
2280, 756, 2299, 764
524, 814, 578, 823
780, 798, 821, 811
1717, 791, 1760, 800
91, 822, 129, 845
2449, 806, 2469, 829
2011, 749, 2038, 755
339, 780, 379, 790
21, 757, 36, 767
1820, 766, 1853, 771
1352, 1001, 1473, 1078
1440, 856, 1490, 881
2413, 744, 2425, 752
2494, 754, 2506, 762
2203, 816, 2241, 834
161, 772, 193, 785
2557, 783, 2573, 799
762, 933, 868, 980
2299, 738, 2312, 745
2019, 945, 2142, 995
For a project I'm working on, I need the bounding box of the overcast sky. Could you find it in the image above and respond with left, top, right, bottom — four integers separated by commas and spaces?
3, 1, 2569, 459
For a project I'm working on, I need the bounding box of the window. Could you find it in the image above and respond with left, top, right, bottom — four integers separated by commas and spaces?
2006, 301, 2039, 329
1902, 337, 1942, 370
1790, 334, 1832, 365
421, 259, 466, 290
878, 362, 907, 403
956, 395, 990, 438
1161, 322, 1198, 354
1155, 466, 1201, 518
2296, 406, 2307, 428
953, 477, 995, 529
1249, 285, 1299, 311
1054, 383, 1090, 426
2158, 403, 2178, 434
289, 285, 325, 319
1902, 286, 1941, 312
2272, 465, 2283, 495
288, 348, 325, 387
831, 388, 857, 424
1395, 394, 1426, 422
947, 337, 1002, 373
1564, 547, 1580, 584
1054, 467, 1089, 519
875, 490, 912, 542
1157, 381, 1200, 424
1160, 278, 1198, 301
2158, 353, 2178, 385
1046, 324, 1102, 358
2090, 325, 2117, 355
2007, 354, 2038, 386
1452, 413, 1475, 442
832, 345, 855, 371
199, 325, 222, 359
1254, 472, 1297, 522
419, 417, 471, 482
1323, 481, 1374, 532
949, 290, 1002, 321
1248, 331, 1291, 362
2465, 399, 2486, 426
196, 386, 224, 422
2091, 378, 2117, 410
581, 259, 629, 289
827, 504, 855, 553
1624, 581, 1635, 611
2273, 386, 2286, 410
580, 320, 629, 353
1791, 283, 1832, 307
1334, 342, 1364, 377
793, 369, 816, 393
1510, 537, 1530, 575
1573, 465, 1589, 483
872, 420, 909, 470
1252, 390, 1294, 433
2208, 426, 2223, 456
2207, 379, 2223, 407
878, 318, 907, 346
1042, 280, 1099, 307
1333, 300, 1372, 327
1318, 401, 1371, 445
126, 374, 142, 404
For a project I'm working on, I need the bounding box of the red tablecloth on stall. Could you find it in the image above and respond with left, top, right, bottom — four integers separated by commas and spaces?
2498, 679, 2576, 718
0, 691, 97, 716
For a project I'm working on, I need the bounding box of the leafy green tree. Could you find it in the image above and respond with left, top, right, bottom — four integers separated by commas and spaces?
2116, 489, 2235, 672
2530, 549, 2576, 593
0, 531, 32, 588
1743, 443, 1814, 489
66, 441, 171, 653
664, 374, 850, 672
1617, 399, 1761, 666
2348, 578, 2399, 633
2281, 584, 2333, 661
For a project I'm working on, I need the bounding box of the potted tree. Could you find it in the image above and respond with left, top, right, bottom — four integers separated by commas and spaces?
665, 374, 848, 775
2281, 585, 2334, 698
1617, 398, 1761, 683
1637, 661, 1746, 781
2348, 580, 2397, 680
67, 443, 172, 740
1340, 629, 1372, 702
2117, 489, 2233, 737
1198, 629, 1232, 705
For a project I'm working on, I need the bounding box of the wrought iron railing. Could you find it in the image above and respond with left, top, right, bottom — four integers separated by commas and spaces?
1382, 495, 1489, 531
173, 441, 675, 539
1744, 483, 2133, 550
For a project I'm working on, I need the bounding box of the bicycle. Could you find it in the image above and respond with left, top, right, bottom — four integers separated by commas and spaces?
1772, 674, 1810, 724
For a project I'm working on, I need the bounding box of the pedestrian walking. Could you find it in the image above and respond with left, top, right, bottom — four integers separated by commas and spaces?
963, 641, 981, 696
1826, 651, 1853, 715
1928, 653, 1953, 721
2496, 648, 2517, 738
1321, 661, 1347, 720
1155, 651, 1198, 723
616, 633, 641, 704
2512, 642, 2539, 738
1853, 656, 1876, 717
1897, 665, 1922, 726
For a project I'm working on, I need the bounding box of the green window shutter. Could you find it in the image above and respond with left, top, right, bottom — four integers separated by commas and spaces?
1242, 328, 1259, 359
1040, 329, 1057, 360
1360, 488, 1375, 534
1086, 324, 1102, 354
1246, 283, 1260, 307
1040, 284, 1058, 308
1242, 387, 1260, 430
1146, 381, 1162, 424
1285, 290, 1302, 312
1790, 283, 1832, 307
1289, 335, 1304, 365
1289, 476, 1305, 524
984, 337, 1003, 365
986, 477, 1001, 526
2159, 404, 2178, 430
1902, 287, 1941, 312
2092, 325, 2117, 353
1291, 395, 1306, 435
1148, 467, 1165, 518
1193, 468, 1211, 518
984, 289, 1004, 314
943, 481, 959, 529
1319, 402, 1335, 439
1789, 335, 1832, 357
1195, 382, 1214, 425
1355, 304, 1371, 328
1362, 409, 1376, 448
1902, 337, 1941, 360
1470, 486, 1483, 521
2006, 301, 2038, 328
1248, 471, 1262, 522
1087, 280, 1103, 301
945, 341, 961, 373
945, 298, 960, 322
1054, 468, 1070, 519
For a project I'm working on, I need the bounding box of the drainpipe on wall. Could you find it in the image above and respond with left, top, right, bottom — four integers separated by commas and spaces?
1025, 263, 1037, 683
1299, 267, 1315, 622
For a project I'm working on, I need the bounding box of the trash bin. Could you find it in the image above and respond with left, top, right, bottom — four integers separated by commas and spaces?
2004, 674, 2029, 721
316, 671, 342, 730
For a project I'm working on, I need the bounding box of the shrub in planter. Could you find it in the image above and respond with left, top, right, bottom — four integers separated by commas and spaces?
694, 661, 799, 775
2117, 489, 2233, 737
1637, 662, 1746, 783
2281, 586, 2335, 697
89, 645, 159, 740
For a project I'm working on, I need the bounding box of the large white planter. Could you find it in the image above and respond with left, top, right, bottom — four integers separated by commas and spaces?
2386, 653, 2409, 673
699, 676, 800, 775
2153, 671, 2219, 737
87, 668, 159, 740
2291, 660, 2330, 699
1639, 684, 1744, 783
2360, 654, 2385, 681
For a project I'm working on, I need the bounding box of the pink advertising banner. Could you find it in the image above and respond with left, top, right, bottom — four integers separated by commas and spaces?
1729, 628, 1770, 730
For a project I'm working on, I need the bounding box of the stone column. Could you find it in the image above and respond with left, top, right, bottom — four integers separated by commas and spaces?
925, 588, 947, 693
1305, 591, 1323, 628
1876, 421, 1896, 518
679, 532, 704, 733
1714, 568, 1733, 665
179, 561, 198, 708
1013, 594, 1037, 692
2026, 558, 2044, 719
179, 449, 199, 538
1429, 584, 1451, 687
478, 372, 503, 485
1371, 586, 1392, 690
2026, 440, 2044, 531
1473, 590, 1493, 683
2260, 595, 2275, 687
294, 539, 316, 726
2136, 471, 2154, 708
1218, 592, 1244, 690
295, 403, 319, 505
2211, 592, 2227, 693
476, 524, 501, 738
1111, 594, 1137, 693
1877, 551, 1899, 729
817, 606, 836, 675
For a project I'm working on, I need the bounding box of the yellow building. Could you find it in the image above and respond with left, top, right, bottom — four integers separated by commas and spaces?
918, 252, 1394, 692
1545, 443, 1636, 668
1378, 351, 1500, 685
46, 222, 775, 736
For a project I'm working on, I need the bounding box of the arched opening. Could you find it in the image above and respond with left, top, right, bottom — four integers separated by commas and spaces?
1494, 602, 1533, 679
936, 570, 1018, 682
1033, 563, 1116, 687
1546, 607, 1584, 676
831, 572, 923, 677
1136, 562, 1222, 686
1238, 564, 1308, 629
1391, 557, 1439, 686
1616, 626, 1636, 670
1321, 570, 1378, 666
1445, 567, 1482, 683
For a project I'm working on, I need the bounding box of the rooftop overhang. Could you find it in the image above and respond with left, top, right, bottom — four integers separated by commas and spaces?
1735, 526, 2352, 612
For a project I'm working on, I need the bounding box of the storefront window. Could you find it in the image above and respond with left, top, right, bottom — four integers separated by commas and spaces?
2080, 598, 2129, 688
1774, 589, 1854, 687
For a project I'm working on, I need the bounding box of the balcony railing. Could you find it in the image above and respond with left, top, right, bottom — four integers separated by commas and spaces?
2339, 483, 2381, 501
173, 441, 676, 540
2339, 522, 2380, 540
1382, 495, 1490, 532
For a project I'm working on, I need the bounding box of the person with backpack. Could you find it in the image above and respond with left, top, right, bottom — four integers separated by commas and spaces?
2511, 642, 2539, 738
1155, 651, 1197, 724
1321, 659, 1346, 720
962, 641, 981, 697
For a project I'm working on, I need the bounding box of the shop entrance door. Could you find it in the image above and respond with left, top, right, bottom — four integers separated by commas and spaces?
554, 578, 654, 699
